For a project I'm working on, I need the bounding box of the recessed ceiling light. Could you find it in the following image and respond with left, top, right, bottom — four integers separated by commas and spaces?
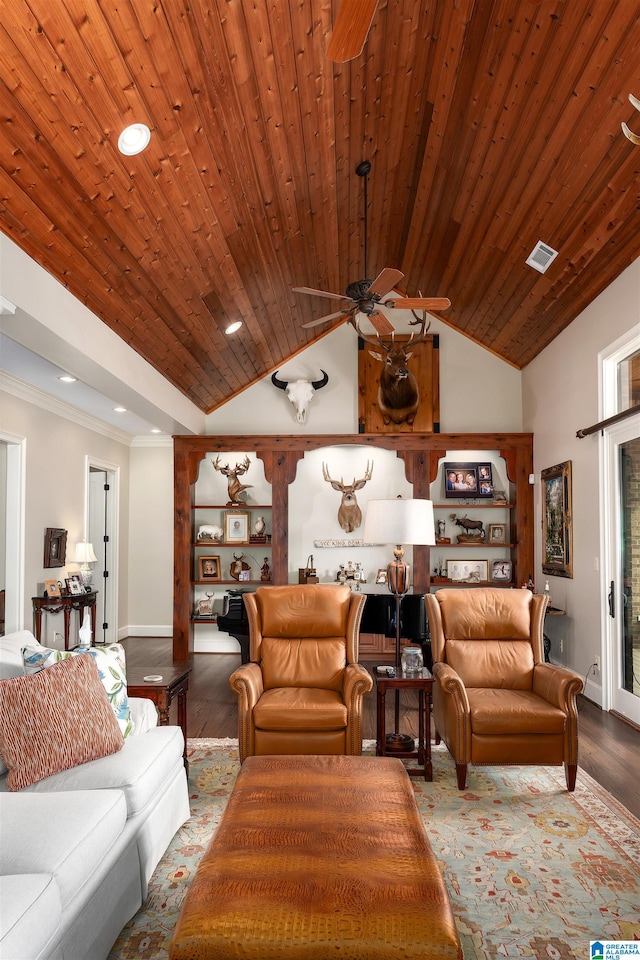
117, 123, 151, 156
113, 406, 127, 413
225, 321, 243, 335
58, 375, 77, 383
150, 428, 162, 434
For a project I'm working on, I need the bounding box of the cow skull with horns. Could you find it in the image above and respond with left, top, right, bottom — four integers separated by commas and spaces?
271, 369, 329, 423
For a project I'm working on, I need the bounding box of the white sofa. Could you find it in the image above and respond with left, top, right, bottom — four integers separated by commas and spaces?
0, 631, 191, 960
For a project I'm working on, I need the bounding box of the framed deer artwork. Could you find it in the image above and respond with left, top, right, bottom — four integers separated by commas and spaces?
357, 326, 440, 434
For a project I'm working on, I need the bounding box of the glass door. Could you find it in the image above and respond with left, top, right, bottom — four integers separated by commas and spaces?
605, 414, 640, 725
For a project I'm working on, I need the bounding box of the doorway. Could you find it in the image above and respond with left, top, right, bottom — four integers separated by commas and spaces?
86, 458, 119, 645
604, 415, 640, 726
0, 432, 26, 634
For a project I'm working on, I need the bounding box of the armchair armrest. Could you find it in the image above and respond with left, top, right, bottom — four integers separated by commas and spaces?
342, 662, 373, 707
229, 662, 264, 709
229, 662, 264, 762
533, 663, 584, 712
432, 662, 470, 715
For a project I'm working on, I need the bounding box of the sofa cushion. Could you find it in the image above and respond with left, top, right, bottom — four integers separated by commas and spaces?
0, 874, 61, 960
0, 630, 37, 680
0, 789, 127, 910
10, 726, 185, 819
22, 642, 133, 738
0, 655, 124, 790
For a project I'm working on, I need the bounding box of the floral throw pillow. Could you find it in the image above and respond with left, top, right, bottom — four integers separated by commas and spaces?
22, 643, 133, 739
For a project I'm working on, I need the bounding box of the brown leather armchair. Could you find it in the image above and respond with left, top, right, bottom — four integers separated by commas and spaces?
426, 588, 584, 791
229, 585, 373, 761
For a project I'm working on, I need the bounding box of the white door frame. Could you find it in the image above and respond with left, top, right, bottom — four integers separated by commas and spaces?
84, 456, 119, 645
0, 430, 26, 634
601, 412, 640, 724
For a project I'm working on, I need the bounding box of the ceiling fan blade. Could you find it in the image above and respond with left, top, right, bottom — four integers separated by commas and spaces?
384, 297, 452, 311
365, 312, 395, 337
301, 308, 354, 329
367, 268, 404, 298
326, 0, 379, 63
293, 286, 351, 302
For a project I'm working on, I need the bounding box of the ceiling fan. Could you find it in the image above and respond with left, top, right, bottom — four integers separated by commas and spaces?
326, 0, 379, 63
293, 160, 451, 337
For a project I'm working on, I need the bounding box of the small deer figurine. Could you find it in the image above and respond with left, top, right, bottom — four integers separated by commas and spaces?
212, 455, 252, 505
322, 461, 373, 532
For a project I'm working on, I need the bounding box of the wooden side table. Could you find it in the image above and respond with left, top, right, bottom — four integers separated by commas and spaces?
375, 668, 434, 781
127, 664, 191, 771
32, 591, 98, 650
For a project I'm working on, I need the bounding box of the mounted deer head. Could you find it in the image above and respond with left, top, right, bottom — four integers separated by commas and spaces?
322, 461, 373, 532
212, 455, 252, 505
353, 309, 431, 425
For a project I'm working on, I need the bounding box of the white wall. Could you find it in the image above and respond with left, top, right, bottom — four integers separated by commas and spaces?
0, 390, 131, 640
206, 311, 523, 434
522, 257, 640, 702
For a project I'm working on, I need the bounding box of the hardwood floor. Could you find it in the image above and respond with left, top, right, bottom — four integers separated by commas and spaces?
122, 638, 640, 820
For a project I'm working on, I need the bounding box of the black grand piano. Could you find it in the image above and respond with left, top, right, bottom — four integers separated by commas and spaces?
217, 588, 430, 667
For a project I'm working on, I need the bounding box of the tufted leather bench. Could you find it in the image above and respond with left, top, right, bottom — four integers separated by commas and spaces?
170, 754, 462, 959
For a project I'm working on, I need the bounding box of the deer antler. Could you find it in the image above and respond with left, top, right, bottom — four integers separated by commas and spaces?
349, 315, 392, 353
212, 455, 230, 476
235, 455, 251, 476
407, 298, 432, 346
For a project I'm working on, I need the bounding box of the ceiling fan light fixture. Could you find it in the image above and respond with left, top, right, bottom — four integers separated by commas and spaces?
225, 321, 243, 335
117, 123, 151, 156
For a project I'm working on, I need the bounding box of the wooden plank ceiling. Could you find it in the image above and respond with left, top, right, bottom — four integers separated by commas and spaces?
0, 0, 638, 413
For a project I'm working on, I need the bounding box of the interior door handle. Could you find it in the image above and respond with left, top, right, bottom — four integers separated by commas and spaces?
608, 580, 615, 618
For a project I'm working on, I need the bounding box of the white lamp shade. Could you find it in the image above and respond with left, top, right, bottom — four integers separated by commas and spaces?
72, 541, 97, 564
363, 499, 436, 546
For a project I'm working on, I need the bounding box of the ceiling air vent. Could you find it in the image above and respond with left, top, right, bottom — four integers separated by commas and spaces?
526, 241, 559, 274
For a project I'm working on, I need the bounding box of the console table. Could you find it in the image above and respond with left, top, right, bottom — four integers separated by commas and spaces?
32, 591, 98, 650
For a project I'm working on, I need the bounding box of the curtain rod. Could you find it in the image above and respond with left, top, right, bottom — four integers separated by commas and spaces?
576, 403, 640, 438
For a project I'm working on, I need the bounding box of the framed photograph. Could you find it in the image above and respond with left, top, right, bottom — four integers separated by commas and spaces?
375, 569, 388, 584
224, 510, 250, 543
488, 523, 507, 544
447, 559, 488, 582
541, 460, 573, 578
198, 556, 221, 581
490, 559, 513, 583
44, 579, 61, 598
65, 576, 84, 596
44, 527, 67, 568
444, 462, 493, 499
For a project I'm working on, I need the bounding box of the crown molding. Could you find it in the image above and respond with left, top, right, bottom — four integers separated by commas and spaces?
0, 371, 134, 445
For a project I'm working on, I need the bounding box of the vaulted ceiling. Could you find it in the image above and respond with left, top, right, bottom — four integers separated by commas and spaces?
1, 1, 638, 414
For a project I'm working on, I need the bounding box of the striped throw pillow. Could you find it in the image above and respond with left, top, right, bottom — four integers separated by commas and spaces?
0, 654, 124, 790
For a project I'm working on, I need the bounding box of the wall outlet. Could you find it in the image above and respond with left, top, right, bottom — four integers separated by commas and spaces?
559, 637, 564, 654
594, 655, 600, 672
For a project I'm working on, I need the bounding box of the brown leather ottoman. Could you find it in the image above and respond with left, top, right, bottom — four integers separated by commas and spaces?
170, 755, 462, 960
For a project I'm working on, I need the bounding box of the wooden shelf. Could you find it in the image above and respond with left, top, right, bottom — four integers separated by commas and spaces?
434, 542, 514, 549
192, 541, 272, 548
433, 502, 513, 509
431, 578, 515, 587
193, 579, 272, 586
192, 504, 272, 510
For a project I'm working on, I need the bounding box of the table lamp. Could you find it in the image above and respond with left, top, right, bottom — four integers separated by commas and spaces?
73, 540, 97, 587
363, 497, 435, 751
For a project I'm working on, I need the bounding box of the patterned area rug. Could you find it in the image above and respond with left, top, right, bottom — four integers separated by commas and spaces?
109, 739, 640, 960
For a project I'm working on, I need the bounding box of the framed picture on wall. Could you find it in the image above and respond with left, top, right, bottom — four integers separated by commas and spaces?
541, 460, 573, 578
44, 528, 67, 568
